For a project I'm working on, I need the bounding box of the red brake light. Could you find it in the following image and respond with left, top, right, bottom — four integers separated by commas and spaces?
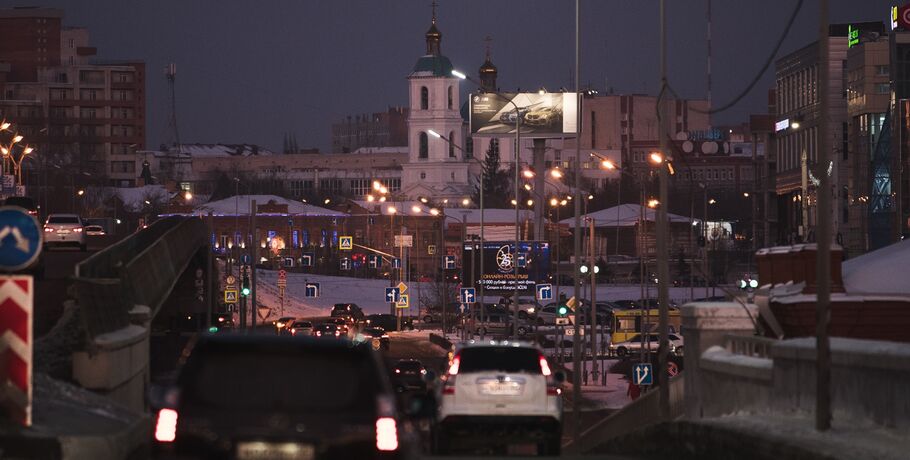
74, 227, 83, 232
154, 408, 178, 442
539, 355, 552, 376
375, 417, 398, 451
394, 368, 401, 374
44, 227, 54, 232
547, 387, 562, 396
447, 355, 460, 376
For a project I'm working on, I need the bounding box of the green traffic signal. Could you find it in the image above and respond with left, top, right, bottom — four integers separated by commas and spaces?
557, 305, 569, 316
241, 286, 251, 296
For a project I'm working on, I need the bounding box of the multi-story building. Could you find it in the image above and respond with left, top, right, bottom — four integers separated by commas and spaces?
331, 107, 408, 153
773, 23, 885, 254
846, 26, 891, 251
0, 7, 146, 197
889, 12, 910, 243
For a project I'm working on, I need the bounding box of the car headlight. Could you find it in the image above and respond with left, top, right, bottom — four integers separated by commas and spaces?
527, 308, 535, 314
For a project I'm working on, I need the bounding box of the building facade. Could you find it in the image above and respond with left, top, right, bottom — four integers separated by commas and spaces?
331, 107, 408, 153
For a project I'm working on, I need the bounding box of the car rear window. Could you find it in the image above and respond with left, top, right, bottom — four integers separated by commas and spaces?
459, 347, 541, 374
396, 361, 421, 371
48, 216, 79, 224
181, 345, 380, 412
292, 322, 311, 328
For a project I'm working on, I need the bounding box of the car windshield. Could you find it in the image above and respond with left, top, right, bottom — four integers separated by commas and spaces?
292, 322, 311, 328
180, 345, 380, 413
48, 216, 79, 224
458, 347, 541, 374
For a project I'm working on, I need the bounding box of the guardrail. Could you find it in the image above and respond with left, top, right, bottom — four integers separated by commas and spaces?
74, 216, 207, 339
724, 334, 776, 359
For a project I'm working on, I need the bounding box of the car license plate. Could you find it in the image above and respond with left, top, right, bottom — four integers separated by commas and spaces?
236, 442, 314, 460
59, 229, 70, 234
478, 380, 524, 396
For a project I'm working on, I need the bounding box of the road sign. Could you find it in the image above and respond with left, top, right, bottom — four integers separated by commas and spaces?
283, 257, 294, 268
0, 207, 42, 272
224, 290, 238, 303
257, 305, 271, 320
278, 270, 287, 279
459, 303, 467, 313
535, 283, 553, 301
226, 303, 236, 312
385, 287, 401, 303
516, 252, 527, 268
225, 275, 236, 285
427, 244, 436, 255
0, 276, 33, 426
566, 327, 585, 336
370, 254, 384, 268
305, 282, 320, 298
339, 236, 353, 250
397, 282, 408, 294
301, 252, 314, 267
392, 258, 401, 269
634, 363, 653, 385
240, 254, 251, 265
340, 258, 351, 270
459, 287, 476, 304
555, 317, 570, 326
277, 279, 287, 287
443, 255, 456, 270
394, 235, 413, 247
396, 294, 409, 309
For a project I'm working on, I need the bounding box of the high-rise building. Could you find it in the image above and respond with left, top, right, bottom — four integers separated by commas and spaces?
0, 6, 146, 195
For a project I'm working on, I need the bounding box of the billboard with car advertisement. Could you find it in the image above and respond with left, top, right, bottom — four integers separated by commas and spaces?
462, 240, 551, 294
469, 92, 577, 137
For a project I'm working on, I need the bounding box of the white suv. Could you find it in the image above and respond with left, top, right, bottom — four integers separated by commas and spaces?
433, 341, 564, 455
43, 214, 86, 251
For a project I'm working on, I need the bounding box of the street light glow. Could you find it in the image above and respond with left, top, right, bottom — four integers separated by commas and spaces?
600, 159, 616, 170
367, 194, 375, 202
550, 168, 564, 179
451, 69, 467, 79
587, 194, 594, 200
373, 180, 382, 191
649, 152, 663, 164
379, 196, 386, 202
523, 183, 532, 191
0, 122, 9, 131
743, 192, 750, 197
527, 199, 534, 206
78, 190, 86, 196
708, 198, 717, 205
324, 198, 331, 204
379, 186, 388, 194
550, 198, 559, 206
429, 208, 440, 216
184, 191, 192, 200
23, 146, 33, 155
461, 198, 470, 206
522, 170, 535, 179
419, 197, 428, 203
511, 199, 518, 206
388, 206, 397, 214
412, 205, 422, 214
560, 199, 568, 206
427, 129, 441, 138
12, 135, 23, 144
791, 121, 801, 129
647, 199, 660, 208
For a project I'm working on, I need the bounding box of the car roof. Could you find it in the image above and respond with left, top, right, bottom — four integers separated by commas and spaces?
454, 339, 541, 351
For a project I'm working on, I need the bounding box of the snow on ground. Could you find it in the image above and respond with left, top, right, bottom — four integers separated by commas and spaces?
250, 269, 716, 320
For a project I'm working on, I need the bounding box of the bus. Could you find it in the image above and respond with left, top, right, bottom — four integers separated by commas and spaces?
610, 308, 682, 344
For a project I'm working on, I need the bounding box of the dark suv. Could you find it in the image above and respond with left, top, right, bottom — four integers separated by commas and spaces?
152, 334, 411, 459
331, 303, 365, 321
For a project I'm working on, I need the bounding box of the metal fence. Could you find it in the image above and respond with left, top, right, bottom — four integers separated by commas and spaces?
74, 216, 207, 339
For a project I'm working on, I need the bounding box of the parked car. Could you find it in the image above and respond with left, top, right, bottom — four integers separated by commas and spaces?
3, 196, 38, 218
43, 213, 86, 251
150, 334, 411, 458
434, 341, 564, 455
609, 332, 685, 357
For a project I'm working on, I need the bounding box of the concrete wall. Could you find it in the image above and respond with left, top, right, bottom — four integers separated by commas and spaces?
772, 337, 910, 429
699, 346, 773, 417
72, 324, 148, 413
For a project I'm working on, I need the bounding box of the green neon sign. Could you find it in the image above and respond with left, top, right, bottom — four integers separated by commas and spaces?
848, 24, 860, 48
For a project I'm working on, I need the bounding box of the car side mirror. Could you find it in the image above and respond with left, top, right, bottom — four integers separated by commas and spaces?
553, 371, 566, 384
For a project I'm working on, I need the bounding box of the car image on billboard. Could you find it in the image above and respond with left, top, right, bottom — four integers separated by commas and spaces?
470, 92, 578, 137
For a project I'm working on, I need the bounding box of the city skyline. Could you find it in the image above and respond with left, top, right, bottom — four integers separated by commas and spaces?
36, 0, 895, 152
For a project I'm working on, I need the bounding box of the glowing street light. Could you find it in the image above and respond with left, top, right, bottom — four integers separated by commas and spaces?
373, 180, 382, 191
411, 205, 422, 214
522, 170, 535, 179
550, 168, 564, 179
184, 191, 193, 200
647, 199, 660, 208
708, 198, 717, 205
367, 194, 375, 202
78, 190, 86, 196
510, 199, 518, 206
12, 135, 23, 144
526, 199, 534, 207
524, 183, 532, 191
429, 208, 440, 216
427, 129, 441, 138
324, 198, 331, 205
550, 197, 559, 207
461, 198, 470, 206
0, 121, 10, 131
649, 152, 664, 164
388, 205, 397, 214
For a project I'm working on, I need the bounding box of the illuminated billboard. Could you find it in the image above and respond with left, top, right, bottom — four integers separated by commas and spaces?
469, 92, 577, 137
462, 241, 551, 294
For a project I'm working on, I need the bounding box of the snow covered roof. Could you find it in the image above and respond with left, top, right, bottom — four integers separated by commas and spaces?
161, 144, 275, 158
443, 208, 535, 225
842, 238, 910, 295
559, 203, 695, 228
111, 185, 170, 212
196, 195, 347, 217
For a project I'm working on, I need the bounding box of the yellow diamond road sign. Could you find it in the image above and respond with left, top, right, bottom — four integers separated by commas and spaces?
339, 236, 353, 250
224, 290, 238, 303
397, 282, 407, 294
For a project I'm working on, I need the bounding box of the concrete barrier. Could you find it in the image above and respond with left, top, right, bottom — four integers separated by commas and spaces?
72, 325, 148, 413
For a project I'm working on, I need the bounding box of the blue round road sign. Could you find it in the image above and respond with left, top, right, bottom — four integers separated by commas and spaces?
0, 206, 43, 271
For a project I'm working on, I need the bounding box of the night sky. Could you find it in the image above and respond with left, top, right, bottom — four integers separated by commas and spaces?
36, 0, 896, 152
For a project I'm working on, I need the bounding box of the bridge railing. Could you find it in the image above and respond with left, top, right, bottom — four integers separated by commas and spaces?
74, 216, 207, 339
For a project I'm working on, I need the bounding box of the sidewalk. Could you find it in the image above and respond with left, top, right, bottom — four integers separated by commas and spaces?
562, 359, 633, 411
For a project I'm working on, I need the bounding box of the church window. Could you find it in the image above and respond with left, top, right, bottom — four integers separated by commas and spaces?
447, 86, 453, 109
421, 87, 429, 110
466, 137, 474, 158
420, 172, 427, 179
419, 132, 429, 158
448, 131, 456, 157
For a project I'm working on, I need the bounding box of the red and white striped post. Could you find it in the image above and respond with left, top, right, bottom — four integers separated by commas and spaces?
0, 275, 32, 426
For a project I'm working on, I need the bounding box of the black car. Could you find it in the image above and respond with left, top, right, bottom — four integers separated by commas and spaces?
331, 303, 365, 321
366, 314, 414, 332
361, 327, 391, 351
151, 334, 410, 459
314, 323, 342, 338
391, 359, 426, 393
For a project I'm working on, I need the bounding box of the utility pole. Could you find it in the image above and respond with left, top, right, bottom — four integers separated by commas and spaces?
533, 139, 547, 240
250, 199, 257, 330
206, 212, 214, 329
657, 0, 671, 420
571, 0, 583, 443
589, 217, 598, 380
815, 0, 832, 432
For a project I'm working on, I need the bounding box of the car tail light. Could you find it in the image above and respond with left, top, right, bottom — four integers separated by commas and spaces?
539, 355, 552, 376
291, 329, 297, 335
316, 331, 322, 337
447, 355, 460, 375
394, 368, 401, 374
154, 408, 178, 442
43, 227, 54, 232
375, 417, 398, 451
74, 227, 83, 232
546, 387, 562, 396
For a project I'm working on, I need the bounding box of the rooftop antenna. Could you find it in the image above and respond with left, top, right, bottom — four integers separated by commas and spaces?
164, 63, 181, 153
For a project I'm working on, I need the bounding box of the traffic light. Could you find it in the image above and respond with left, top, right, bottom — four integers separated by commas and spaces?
557, 304, 569, 316
241, 274, 251, 297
